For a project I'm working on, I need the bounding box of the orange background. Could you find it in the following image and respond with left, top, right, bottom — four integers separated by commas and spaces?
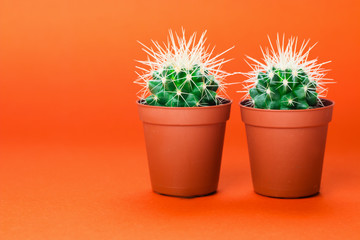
1, 0, 360, 239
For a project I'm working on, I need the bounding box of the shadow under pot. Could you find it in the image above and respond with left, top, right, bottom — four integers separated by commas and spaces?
240, 98, 334, 198
138, 99, 232, 198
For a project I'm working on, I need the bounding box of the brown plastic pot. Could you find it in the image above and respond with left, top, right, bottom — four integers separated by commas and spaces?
138, 99, 232, 198
240, 98, 334, 198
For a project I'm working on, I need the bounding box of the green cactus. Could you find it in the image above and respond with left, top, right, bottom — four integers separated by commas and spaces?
136, 30, 234, 108
145, 65, 219, 107
249, 68, 319, 109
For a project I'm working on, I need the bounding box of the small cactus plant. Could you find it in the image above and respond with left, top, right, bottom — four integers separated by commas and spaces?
249, 68, 319, 109
242, 35, 332, 109
146, 64, 220, 107
135, 30, 234, 107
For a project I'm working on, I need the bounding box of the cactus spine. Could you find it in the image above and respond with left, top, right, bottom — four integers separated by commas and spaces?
135, 30, 234, 107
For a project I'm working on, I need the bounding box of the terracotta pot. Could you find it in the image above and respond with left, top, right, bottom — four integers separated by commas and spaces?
240, 98, 334, 198
138, 99, 232, 198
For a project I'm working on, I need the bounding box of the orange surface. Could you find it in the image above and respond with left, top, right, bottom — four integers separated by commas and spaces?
1, 0, 360, 239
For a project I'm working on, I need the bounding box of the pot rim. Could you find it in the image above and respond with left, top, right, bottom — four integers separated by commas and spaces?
137, 97, 232, 110
239, 98, 334, 112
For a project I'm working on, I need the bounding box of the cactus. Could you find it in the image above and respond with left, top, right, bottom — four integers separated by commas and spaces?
249, 68, 319, 109
145, 65, 219, 107
135, 29, 234, 107
243, 35, 332, 110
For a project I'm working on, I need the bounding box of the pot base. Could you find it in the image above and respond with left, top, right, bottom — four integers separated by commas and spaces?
152, 184, 219, 198
254, 191, 320, 199
154, 190, 217, 198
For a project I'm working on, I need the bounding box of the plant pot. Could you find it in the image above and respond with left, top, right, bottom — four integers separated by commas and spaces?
138, 99, 232, 198
240, 98, 334, 198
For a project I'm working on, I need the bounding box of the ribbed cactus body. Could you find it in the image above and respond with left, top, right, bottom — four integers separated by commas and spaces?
145, 65, 219, 107
249, 68, 318, 109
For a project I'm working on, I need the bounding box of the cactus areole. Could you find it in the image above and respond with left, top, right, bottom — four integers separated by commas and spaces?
135, 29, 234, 107
242, 35, 333, 110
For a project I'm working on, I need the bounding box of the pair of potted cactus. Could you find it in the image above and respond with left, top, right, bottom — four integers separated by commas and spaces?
136, 30, 334, 198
